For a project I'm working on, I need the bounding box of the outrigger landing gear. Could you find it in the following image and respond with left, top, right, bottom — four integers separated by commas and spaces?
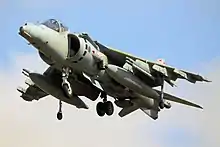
96, 91, 114, 117
159, 77, 165, 109
57, 100, 63, 120
159, 76, 172, 109
61, 67, 73, 98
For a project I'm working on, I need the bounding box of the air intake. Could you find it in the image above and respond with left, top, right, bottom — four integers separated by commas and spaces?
68, 34, 80, 57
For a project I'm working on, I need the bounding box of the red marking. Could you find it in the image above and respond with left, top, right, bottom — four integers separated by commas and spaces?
92, 50, 95, 54
157, 59, 166, 64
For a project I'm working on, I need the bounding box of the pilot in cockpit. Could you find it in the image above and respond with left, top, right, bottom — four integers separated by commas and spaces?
41, 19, 69, 33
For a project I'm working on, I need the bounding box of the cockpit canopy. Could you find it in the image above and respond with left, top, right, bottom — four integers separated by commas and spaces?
41, 19, 69, 33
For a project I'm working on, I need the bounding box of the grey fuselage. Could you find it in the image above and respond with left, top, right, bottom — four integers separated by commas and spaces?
19, 20, 159, 111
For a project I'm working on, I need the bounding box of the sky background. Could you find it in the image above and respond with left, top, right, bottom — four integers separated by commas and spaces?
0, 0, 219, 147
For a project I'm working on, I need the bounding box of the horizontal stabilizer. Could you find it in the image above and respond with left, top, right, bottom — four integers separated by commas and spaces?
119, 105, 159, 120
140, 108, 158, 120
118, 105, 139, 117
155, 89, 203, 109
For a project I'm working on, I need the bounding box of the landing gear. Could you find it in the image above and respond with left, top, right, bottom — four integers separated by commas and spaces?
159, 76, 172, 109
164, 101, 171, 109
57, 112, 62, 120
96, 101, 114, 116
159, 77, 165, 109
105, 101, 114, 116
96, 91, 114, 117
61, 67, 73, 98
57, 100, 63, 120
96, 102, 105, 117
100, 91, 107, 102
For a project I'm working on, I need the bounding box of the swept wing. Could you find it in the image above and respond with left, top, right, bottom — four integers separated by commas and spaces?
97, 43, 211, 84
118, 90, 202, 120
155, 89, 203, 109
18, 66, 102, 102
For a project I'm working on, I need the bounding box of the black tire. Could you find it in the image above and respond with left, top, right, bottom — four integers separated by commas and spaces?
159, 101, 164, 109
57, 112, 63, 120
96, 102, 105, 117
164, 102, 171, 109
62, 84, 72, 98
105, 101, 114, 116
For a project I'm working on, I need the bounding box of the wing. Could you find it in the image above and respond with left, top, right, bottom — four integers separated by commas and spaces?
17, 85, 47, 101
97, 42, 145, 67
17, 67, 63, 101
97, 42, 211, 84
18, 66, 102, 102
118, 90, 202, 120
118, 104, 139, 117
155, 89, 203, 109
17, 68, 51, 101
145, 60, 211, 83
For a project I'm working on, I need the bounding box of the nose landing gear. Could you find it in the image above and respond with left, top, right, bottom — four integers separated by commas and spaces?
61, 67, 73, 98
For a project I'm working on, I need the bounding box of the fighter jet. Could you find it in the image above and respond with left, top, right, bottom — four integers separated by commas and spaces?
17, 19, 211, 120
96, 45, 211, 119
17, 19, 106, 120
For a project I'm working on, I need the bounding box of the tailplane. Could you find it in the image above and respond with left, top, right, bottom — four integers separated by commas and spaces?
140, 108, 158, 120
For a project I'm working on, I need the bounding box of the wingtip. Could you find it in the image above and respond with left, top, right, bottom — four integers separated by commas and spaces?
194, 104, 203, 109
198, 105, 203, 109
203, 77, 211, 82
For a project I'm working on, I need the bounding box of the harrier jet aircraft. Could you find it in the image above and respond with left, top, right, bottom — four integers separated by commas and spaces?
17, 19, 211, 120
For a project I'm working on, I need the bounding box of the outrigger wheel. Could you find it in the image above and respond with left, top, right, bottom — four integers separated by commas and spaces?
57, 100, 63, 120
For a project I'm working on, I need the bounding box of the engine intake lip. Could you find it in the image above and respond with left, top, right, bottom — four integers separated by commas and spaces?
68, 34, 80, 57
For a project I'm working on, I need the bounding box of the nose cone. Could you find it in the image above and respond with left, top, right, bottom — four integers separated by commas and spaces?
19, 22, 44, 43
19, 26, 24, 32
19, 23, 34, 41
19, 23, 27, 32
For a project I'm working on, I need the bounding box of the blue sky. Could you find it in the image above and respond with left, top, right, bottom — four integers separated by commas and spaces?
1, 0, 219, 70
0, 0, 219, 147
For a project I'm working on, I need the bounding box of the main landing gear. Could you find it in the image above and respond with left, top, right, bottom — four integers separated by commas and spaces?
57, 100, 63, 120
159, 76, 171, 109
61, 67, 73, 98
96, 91, 114, 117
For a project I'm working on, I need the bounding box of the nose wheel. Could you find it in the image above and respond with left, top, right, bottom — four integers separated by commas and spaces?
61, 67, 73, 98
96, 91, 114, 117
57, 100, 63, 120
